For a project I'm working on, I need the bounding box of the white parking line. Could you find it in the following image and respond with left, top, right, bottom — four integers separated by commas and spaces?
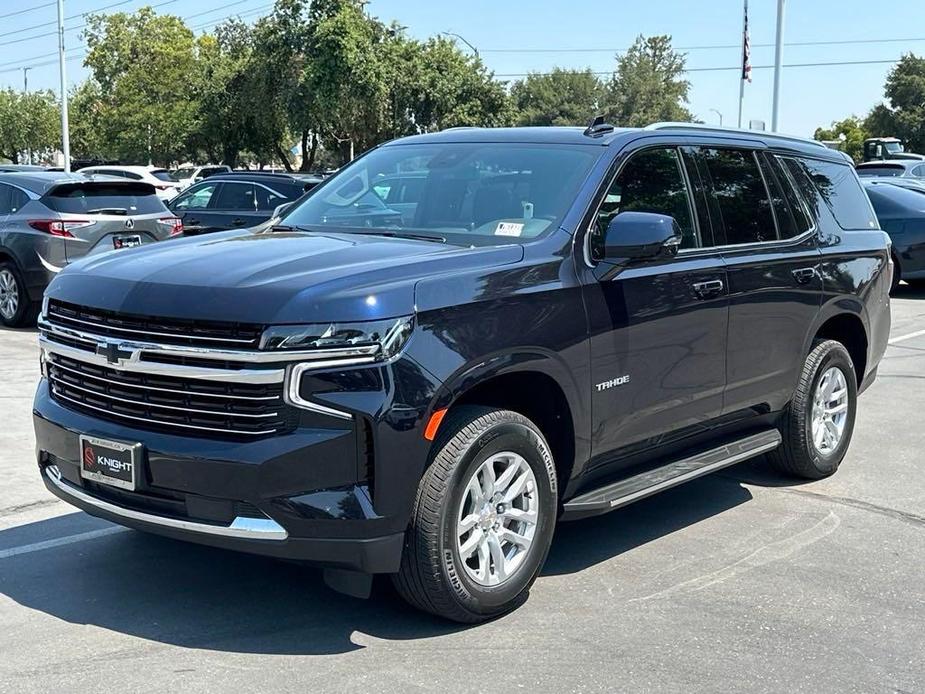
0, 526, 128, 560
889, 328, 925, 345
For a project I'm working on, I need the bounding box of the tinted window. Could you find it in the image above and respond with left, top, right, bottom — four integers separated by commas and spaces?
213, 183, 255, 210
255, 184, 292, 211
151, 169, 175, 182
760, 154, 811, 239
912, 165, 925, 178
9, 186, 28, 214
784, 157, 877, 230
699, 148, 776, 244
0, 184, 11, 215
43, 183, 166, 214
856, 165, 904, 177
595, 147, 697, 251
282, 143, 598, 246
172, 182, 219, 210
865, 183, 925, 217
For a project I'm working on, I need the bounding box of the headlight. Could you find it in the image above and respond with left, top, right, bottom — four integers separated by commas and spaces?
260, 316, 413, 361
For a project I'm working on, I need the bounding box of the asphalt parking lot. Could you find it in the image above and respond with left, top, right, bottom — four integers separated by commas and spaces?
1, 290, 923, 694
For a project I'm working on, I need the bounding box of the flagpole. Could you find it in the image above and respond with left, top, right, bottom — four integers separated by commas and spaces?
737, 0, 747, 128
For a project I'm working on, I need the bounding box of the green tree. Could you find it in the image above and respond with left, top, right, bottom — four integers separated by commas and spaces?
863, 53, 925, 153
603, 35, 692, 127
82, 7, 203, 164
814, 116, 869, 162
511, 68, 603, 126
0, 89, 59, 163
69, 81, 110, 160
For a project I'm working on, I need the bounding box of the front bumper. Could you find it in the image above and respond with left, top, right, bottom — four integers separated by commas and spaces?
33, 383, 405, 574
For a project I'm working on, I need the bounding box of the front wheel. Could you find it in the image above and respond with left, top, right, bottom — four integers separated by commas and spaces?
769, 340, 857, 479
393, 406, 558, 623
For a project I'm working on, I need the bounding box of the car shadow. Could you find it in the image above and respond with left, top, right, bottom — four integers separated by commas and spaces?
893, 282, 925, 299
0, 324, 38, 334
0, 469, 760, 655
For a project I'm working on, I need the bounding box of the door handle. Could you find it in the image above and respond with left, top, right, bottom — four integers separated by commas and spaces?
231, 218, 246, 226
186, 218, 201, 226
692, 279, 724, 299
792, 267, 817, 284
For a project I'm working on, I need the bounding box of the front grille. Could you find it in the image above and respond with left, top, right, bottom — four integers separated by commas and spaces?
47, 353, 293, 439
47, 299, 265, 350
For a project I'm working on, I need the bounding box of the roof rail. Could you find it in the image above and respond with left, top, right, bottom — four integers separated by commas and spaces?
643, 122, 828, 149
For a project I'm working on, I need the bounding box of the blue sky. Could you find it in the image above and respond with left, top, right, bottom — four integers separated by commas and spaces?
1, 0, 922, 137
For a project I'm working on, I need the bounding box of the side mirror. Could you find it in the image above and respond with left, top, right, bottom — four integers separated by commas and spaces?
601, 211, 683, 262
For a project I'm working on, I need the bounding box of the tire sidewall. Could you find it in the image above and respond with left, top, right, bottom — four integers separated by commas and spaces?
801, 345, 857, 474
437, 419, 557, 616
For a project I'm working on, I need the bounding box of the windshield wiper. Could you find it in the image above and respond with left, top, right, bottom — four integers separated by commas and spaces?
351, 230, 446, 243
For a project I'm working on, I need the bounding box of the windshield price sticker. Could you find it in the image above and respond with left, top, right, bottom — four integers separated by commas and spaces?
495, 222, 524, 237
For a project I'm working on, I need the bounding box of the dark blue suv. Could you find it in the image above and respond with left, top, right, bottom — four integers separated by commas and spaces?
33, 122, 891, 622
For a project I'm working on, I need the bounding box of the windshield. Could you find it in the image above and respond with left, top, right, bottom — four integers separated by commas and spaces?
857, 165, 903, 177
885, 141, 904, 154
279, 142, 599, 245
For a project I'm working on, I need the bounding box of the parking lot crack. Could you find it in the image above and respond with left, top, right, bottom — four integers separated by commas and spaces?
773, 487, 925, 528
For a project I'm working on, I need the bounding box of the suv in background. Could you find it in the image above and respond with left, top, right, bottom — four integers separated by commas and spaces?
167, 172, 321, 235
33, 123, 890, 622
0, 172, 180, 326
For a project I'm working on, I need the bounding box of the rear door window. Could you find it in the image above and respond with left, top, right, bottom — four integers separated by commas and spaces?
213, 182, 256, 210
0, 184, 11, 215
758, 153, 812, 239
9, 186, 28, 214
42, 183, 166, 214
698, 147, 777, 245
782, 157, 877, 230
255, 184, 291, 210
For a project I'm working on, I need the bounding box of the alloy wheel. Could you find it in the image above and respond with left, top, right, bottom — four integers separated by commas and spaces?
0, 269, 19, 321
456, 451, 539, 587
811, 366, 849, 455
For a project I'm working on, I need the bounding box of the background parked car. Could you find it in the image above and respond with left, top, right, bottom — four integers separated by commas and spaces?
79, 165, 182, 201
856, 160, 925, 185
0, 172, 181, 327
864, 179, 925, 291
0, 164, 47, 173
167, 172, 321, 235
170, 164, 231, 190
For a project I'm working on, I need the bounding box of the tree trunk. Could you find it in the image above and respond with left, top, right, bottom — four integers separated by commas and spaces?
300, 132, 318, 172
274, 143, 293, 172
298, 130, 309, 171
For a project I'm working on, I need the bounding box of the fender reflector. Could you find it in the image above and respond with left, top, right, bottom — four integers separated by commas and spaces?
424, 408, 448, 441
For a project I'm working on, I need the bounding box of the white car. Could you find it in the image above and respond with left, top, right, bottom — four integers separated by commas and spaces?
170, 164, 232, 190
79, 165, 182, 201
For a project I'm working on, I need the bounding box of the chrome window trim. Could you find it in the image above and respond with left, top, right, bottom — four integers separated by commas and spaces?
39, 318, 381, 365
45, 465, 288, 540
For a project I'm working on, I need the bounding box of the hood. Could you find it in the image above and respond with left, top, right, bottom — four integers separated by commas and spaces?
46, 230, 524, 324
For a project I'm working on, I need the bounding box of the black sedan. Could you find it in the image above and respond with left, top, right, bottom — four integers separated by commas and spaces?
167, 172, 323, 235
864, 179, 925, 291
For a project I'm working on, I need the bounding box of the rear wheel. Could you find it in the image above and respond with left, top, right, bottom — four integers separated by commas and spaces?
393, 406, 558, 623
0, 261, 38, 328
769, 340, 857, 479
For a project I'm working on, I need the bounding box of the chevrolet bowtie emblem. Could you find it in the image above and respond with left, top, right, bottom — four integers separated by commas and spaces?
96, 341, 133, 365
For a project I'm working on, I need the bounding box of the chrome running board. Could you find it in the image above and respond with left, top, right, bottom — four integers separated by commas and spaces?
44, 465, 288, 541
562, 430, 781, 520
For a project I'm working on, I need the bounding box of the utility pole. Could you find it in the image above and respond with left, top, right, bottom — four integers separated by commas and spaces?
771, 0, 786, 132
57, 0, 71, 172
23, 67, 31, 165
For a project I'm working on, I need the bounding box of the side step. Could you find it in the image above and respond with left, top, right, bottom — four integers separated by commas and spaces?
561, 429, 781, 520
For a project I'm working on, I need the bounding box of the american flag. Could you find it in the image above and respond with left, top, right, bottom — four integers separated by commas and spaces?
742, 0, 752, 83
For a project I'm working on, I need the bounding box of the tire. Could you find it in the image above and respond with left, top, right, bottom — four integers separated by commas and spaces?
889, 254, 901, 294
769, 339, 857, 479
0, 261, 38, 328
393, 406, 558, 623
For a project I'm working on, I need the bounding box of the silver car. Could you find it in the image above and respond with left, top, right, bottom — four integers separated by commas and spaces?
856, 160, 925, 183
0, 172, 181, 327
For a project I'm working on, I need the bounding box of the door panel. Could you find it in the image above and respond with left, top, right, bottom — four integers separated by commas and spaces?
580, 143, 729, 472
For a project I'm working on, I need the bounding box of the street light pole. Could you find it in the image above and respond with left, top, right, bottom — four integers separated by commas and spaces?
709, 109, 724, 127
441, 31, 479, 58
771, 0, 786, 132
23, 67, 31, 165
57, 0, 71, 172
